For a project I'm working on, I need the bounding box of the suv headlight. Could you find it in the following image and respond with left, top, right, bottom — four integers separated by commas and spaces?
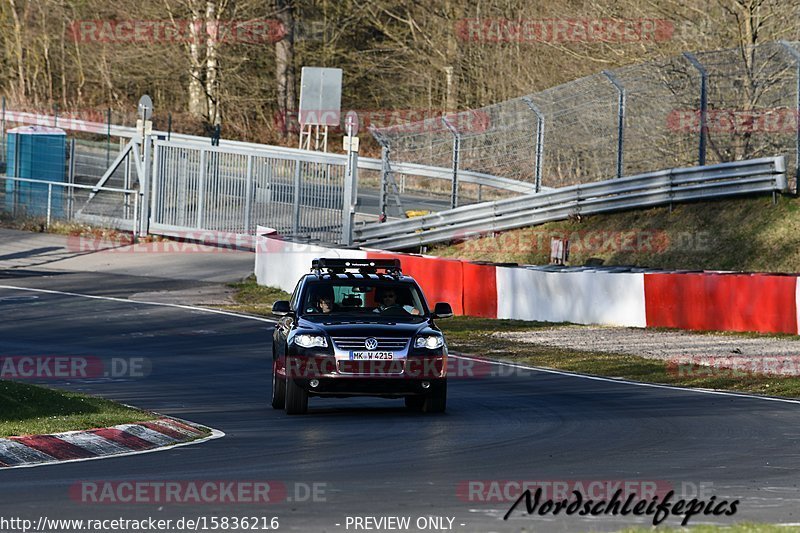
293, 334, 328, 348
415, 335, 444, 349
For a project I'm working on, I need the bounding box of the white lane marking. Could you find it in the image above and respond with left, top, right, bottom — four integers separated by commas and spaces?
1, 283, 798, 406
1, 428, 225, 470
0, 295, 39, 302
0, 284, 277, 324
452, 353, 800, 406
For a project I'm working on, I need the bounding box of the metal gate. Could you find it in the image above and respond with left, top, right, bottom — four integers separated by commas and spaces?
150, 139, 348, 242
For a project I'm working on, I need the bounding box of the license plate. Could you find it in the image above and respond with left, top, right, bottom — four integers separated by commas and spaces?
351, 351, 394, 360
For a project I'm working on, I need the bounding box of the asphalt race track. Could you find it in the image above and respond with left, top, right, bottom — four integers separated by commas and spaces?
2, 270, 800, 532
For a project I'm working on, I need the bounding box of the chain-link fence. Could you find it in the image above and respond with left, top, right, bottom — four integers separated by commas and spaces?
0, 175, 138, 232
373, 40, 800, 200
0, 102, 174, 190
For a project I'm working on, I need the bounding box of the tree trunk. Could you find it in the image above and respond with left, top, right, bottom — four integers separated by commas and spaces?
7, 0, 26, 103
205, 0, 220, 126
188, 6, 206, 119
275, 0, 296, 136
443, 0, 459, 112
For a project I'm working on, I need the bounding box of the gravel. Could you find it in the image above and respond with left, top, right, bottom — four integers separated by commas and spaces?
495, 326, 800, 368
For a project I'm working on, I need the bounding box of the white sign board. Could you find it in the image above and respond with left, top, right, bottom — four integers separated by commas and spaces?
343, 136, 360, 152
298, 67, 343, 126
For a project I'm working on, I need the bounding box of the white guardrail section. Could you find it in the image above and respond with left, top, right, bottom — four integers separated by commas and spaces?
354, 156, 788, 250
4, 111, 536, 195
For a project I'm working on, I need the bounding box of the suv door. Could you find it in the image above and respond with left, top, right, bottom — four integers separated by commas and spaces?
274, 277, 304, 362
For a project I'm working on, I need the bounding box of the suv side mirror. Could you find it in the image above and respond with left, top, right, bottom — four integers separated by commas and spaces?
432, 302, 453, 319
272, 300, 291, 316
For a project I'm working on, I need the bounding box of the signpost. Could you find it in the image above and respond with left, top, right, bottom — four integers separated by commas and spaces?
137, 95, 154, 237
342, 111, 359, 246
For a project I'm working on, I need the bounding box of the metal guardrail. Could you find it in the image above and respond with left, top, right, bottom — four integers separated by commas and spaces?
354, 156, 788, 250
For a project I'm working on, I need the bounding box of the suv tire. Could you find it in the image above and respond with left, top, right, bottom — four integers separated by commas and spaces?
285, 376, 309, 415
271, 361, 285, 410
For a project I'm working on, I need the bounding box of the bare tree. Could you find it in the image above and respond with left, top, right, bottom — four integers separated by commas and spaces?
275, 0, 296, 136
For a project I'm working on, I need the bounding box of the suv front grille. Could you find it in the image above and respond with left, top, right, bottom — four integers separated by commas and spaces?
331, 336, 410, 351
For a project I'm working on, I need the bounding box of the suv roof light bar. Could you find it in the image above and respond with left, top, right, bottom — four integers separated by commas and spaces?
311, 258, 402, 276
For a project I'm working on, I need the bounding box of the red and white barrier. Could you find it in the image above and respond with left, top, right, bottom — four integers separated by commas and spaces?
645, 272, 798, 334
254, 235, 366, 293
254, 235, 498, 318
254, 233, 800, 334
496, 268, 647, 327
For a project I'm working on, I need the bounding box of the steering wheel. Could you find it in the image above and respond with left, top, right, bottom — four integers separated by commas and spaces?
380, 304, 408, 315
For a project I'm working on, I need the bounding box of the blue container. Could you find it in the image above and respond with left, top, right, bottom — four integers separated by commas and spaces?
6, 126, 67, 218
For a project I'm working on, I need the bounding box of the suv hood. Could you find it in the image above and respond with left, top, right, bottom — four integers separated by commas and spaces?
298, 316, 430, 337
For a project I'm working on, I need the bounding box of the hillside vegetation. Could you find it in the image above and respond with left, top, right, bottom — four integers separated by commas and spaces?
430, 194, 800, 273
2, 0, 797, 149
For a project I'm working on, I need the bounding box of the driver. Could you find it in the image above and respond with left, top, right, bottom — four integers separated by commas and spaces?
374, 287, 420, 315
316, 295, 333, 314
306, 288, 335, 314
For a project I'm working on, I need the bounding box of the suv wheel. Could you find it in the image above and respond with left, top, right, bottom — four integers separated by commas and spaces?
423, 381, 447, 413
271, 361, 285, 410
404, 395, 425, 412
405, 381, 446, 413
285, 376, 308, 415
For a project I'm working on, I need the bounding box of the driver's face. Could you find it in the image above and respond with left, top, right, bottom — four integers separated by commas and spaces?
382, 291, 397, 303
318, 298, 332, 312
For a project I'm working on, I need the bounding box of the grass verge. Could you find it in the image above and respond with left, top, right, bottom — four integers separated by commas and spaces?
217, 275, 291, 316
0, 380, 156, 438
439, 317, 800, 397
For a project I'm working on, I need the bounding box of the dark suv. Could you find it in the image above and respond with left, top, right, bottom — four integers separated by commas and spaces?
271, 258, 453, 415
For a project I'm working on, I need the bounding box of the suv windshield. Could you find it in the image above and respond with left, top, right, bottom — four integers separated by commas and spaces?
301, 280, 427, 317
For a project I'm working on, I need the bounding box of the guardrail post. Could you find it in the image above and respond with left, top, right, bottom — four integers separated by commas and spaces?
780, 41, 800, 195
46, 183, 52, 229
371, 127, 394, 220
244, 155, 254, 234
379, 145, 390, 219
106, 108, 112, 167
293, 159, 302, 236
123, 144, 131, 220
150, 140, 160, 227
602, 70, 626, 179
197, 149, 206, 228
442, 115, 460, 208
341, 147, 358, 246
68, 139, 76, 219
132, 192, 140, 241
683, 52, 708, 166
139, 132, 152, 236
522, 97, 544, 192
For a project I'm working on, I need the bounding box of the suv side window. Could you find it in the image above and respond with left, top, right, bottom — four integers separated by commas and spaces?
289, 278, 304, 311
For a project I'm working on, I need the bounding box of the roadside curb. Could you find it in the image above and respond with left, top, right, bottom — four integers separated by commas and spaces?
0, 417, 217, 469
450, 352, 800, 405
